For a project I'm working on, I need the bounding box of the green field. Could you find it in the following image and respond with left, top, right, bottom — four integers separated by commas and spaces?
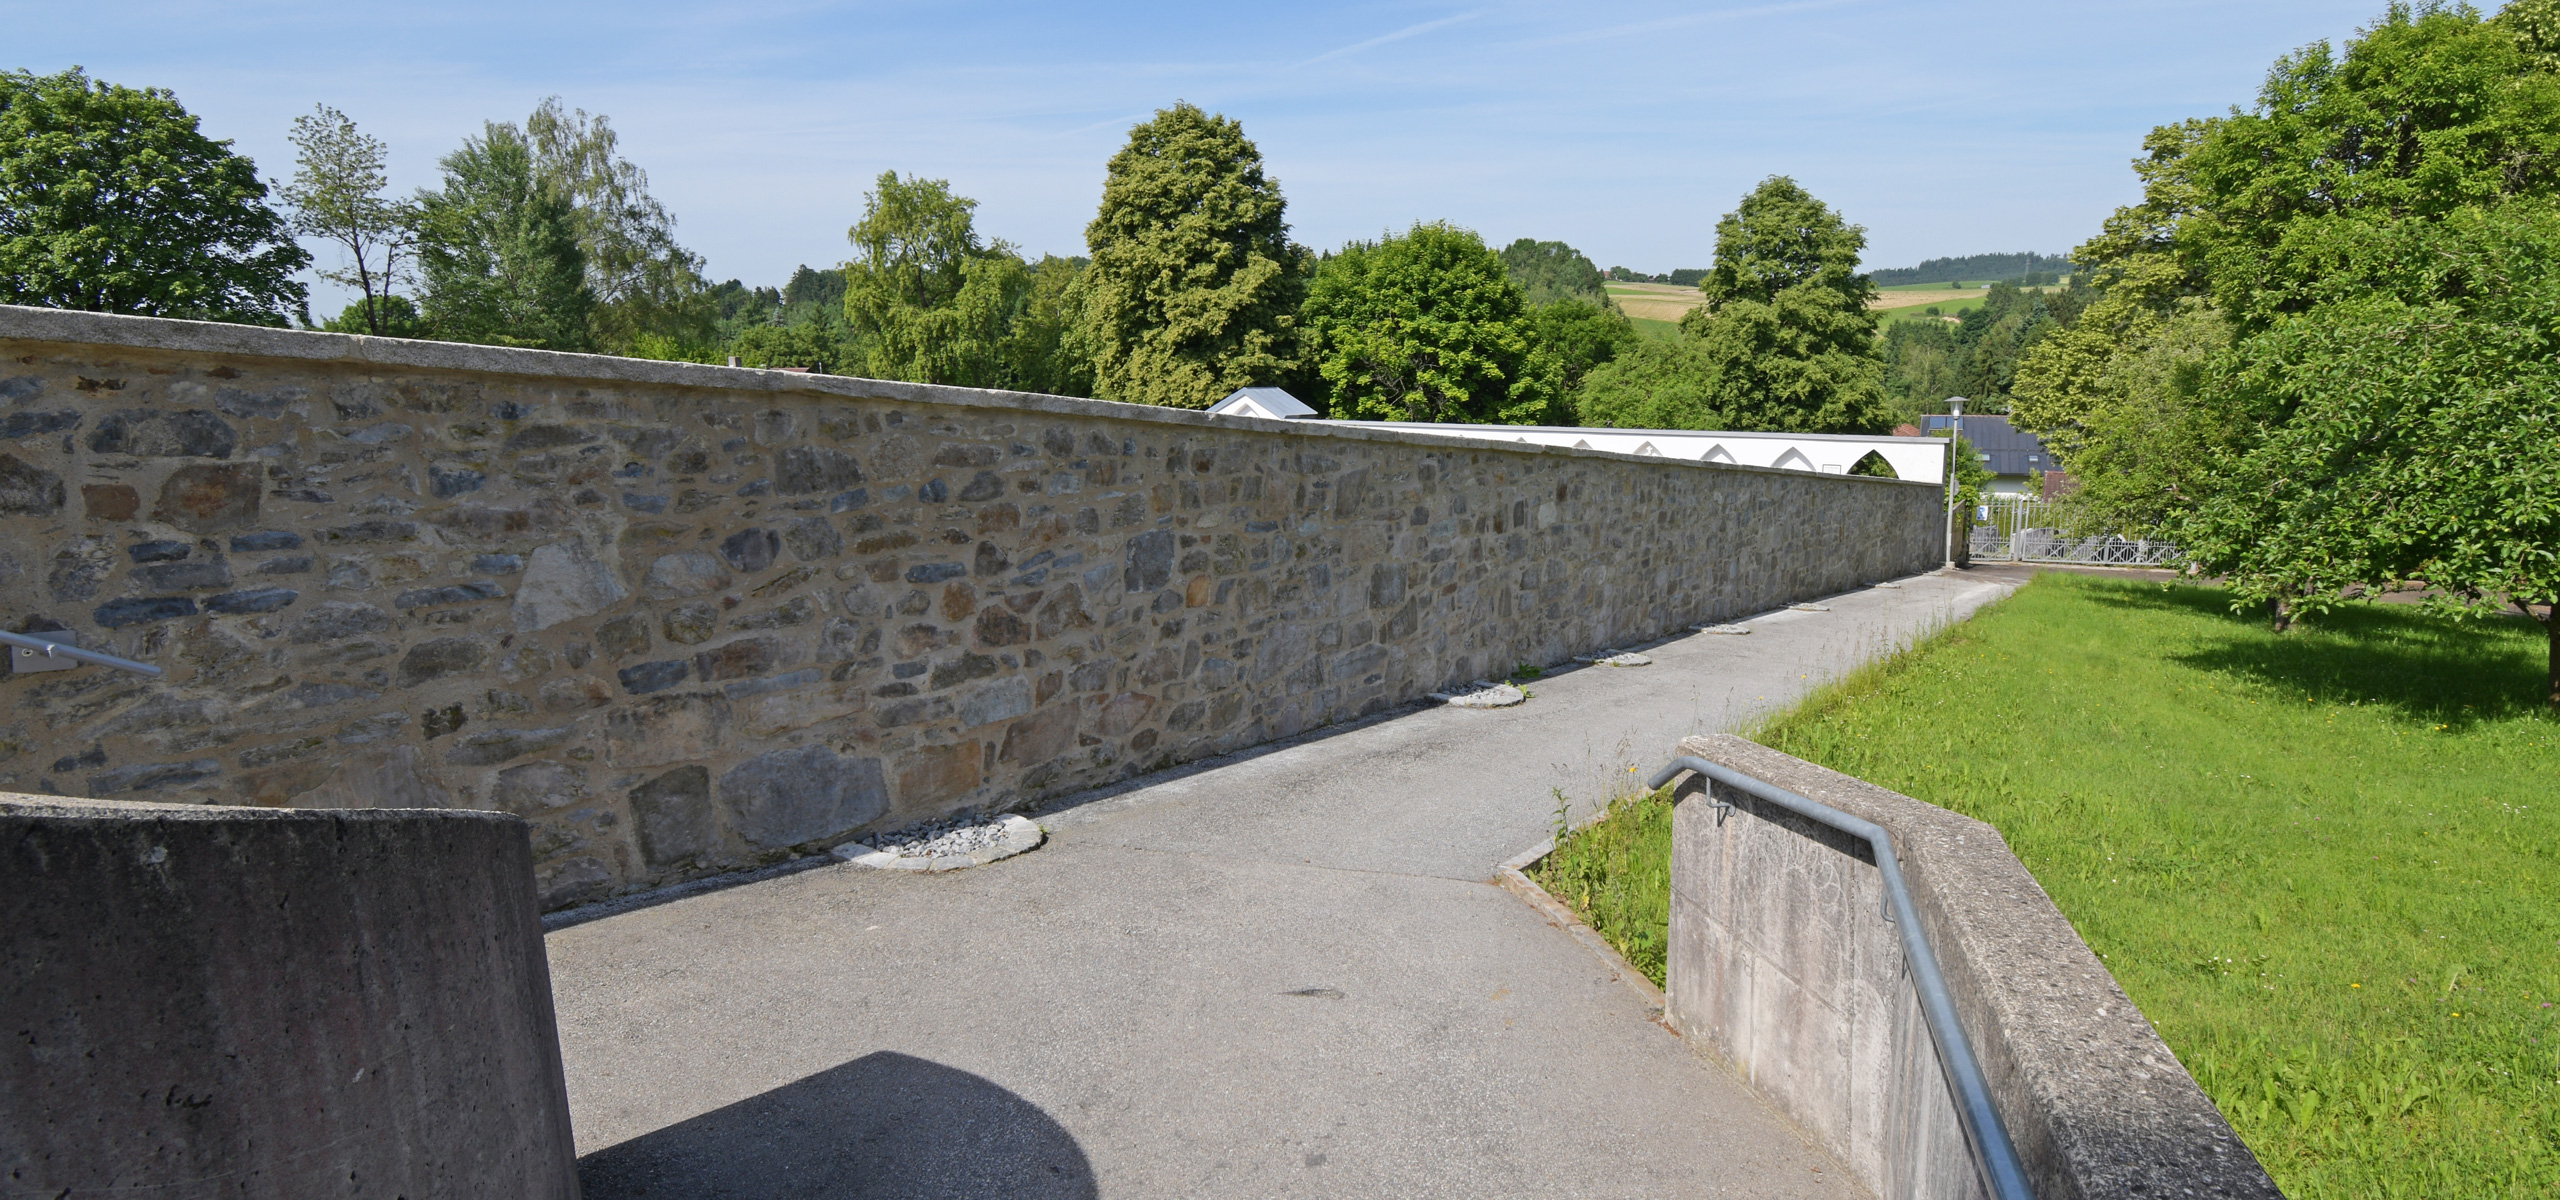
1544, 575, 2558, 1197
1874, 295, 1986, 325
1627, 315, 1682, 339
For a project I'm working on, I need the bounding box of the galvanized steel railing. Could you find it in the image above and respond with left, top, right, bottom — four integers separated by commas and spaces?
0, 630, 164, 677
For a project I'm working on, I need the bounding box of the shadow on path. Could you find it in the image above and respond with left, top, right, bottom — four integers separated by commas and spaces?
579, 1051, 1096, 1199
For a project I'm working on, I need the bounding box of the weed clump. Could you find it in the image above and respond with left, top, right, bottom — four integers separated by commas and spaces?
1531, 785, 1675, 987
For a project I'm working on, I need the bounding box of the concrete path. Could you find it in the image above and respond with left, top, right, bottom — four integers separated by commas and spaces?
547, 567, 2021, 1199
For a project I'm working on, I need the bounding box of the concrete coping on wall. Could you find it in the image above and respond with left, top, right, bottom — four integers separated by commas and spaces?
1666, 734, 2283, 1200
0, 305, 1936, 488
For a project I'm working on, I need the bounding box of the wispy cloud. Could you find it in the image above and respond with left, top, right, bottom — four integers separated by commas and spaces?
1299, 11, 1482, 66
1519, 0, 1866, 50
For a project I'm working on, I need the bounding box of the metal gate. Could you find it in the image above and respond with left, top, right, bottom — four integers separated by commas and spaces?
1966, 496, 2178, 566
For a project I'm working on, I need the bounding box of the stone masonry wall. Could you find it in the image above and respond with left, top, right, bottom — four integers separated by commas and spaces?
0, 307, 1942, 908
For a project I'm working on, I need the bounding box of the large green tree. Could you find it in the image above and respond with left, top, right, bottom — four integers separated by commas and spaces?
280, 104, 416, 336
1078, 102, 1303, 407
839, 172, 1084, 392
414, 122, 593, 350
524, 98, 713, 353
2014, 0, 2560, 625
2169, 203, 2560, 696
1301, 222, 1562, 424
0, 68, 307, 323
1582, 176, 1891, 432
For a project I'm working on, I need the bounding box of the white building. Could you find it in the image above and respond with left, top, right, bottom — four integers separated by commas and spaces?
1207, 390, 1949, 486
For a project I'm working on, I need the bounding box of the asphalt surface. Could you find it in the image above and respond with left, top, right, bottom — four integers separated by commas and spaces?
547, 566, 2023, 1199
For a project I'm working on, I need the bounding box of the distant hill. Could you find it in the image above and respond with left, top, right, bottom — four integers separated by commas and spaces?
1869, 252, 2072, 288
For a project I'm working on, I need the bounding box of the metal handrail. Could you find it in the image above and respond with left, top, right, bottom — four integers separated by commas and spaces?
1647, 755, 2033, 1200
0, 630, 164, 677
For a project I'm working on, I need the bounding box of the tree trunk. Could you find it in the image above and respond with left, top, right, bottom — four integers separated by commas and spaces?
2516, 600, 2557, 711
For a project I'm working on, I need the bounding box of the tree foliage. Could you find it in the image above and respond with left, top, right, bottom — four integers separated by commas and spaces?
1529, 297, 1637, 398
1882, 280, 2088, 417
523, 98, 712, 353
281, 104, 416, 336
1581, 176, 1891, 432
1497, 238, 1608, 305
2169, 204, 2560, 691
2013, 1, 2560, 701
839, 172, 1087, 392
415, 121, 593, 350
2018, 2, 2560, 534
0, 67, 307, 323
1867, 251, 2071, 288
1078, 103, 1303, 408
1302, 222, 1561, 424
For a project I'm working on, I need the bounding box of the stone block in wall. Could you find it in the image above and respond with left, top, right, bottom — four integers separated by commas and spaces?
513, 538, 626, 631
719, 745, 886, 850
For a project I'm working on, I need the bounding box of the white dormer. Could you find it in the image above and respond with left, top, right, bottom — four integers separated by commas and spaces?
1207, 388, 1318, 420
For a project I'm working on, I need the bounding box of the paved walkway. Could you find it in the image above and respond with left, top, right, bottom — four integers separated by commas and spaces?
547, 567, 2022, 1199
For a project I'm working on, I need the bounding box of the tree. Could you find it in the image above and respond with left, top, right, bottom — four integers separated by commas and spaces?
0, 67, 307, 323
279, 104, 416, 336
414, 122, 592, 350
836, 173, 1084, 392
524, 98, 713, 354
321, 294, 422, 338
1078, 102, 1303, 408
1573, 335, 1722, 428
843, 171, 999, 384
1498, 238, 1609, 305
1301, 222, 1561, 424
1581, 177, 1892, 432
2166, 203, 2560, 693
1530, 297, 1637, 398
2013, 0, 2560, 618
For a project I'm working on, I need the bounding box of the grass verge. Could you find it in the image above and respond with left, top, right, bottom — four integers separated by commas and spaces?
1529, 786, 1675, 987
1543, 574, 2557, 1197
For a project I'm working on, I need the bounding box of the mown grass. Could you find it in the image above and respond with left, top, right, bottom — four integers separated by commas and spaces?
1545, 574, 2558, 1197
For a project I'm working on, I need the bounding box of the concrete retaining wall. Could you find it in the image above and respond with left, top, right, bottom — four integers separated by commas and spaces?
0, 794, 578, 1197
1664, 734, 2282, 1199
0, 306, 1942, 907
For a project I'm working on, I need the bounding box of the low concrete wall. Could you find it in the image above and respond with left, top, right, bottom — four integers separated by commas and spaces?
0, 306, 1942, 907
0, 794, 578, 1197
1665, 734, 2281, 1200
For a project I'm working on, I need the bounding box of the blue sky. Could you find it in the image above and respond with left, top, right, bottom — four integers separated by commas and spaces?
15, 1, 2388, 311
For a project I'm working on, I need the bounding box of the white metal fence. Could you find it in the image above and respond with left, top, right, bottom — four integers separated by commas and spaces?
1966, 497, 2178, 566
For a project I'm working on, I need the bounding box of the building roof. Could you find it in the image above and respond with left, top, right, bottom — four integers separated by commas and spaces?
1207, 388, 1317, 420
1920, 413, 2055, 478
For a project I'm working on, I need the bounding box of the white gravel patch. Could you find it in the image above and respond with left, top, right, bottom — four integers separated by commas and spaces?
1429, 680, 1527, 708
834, 814, 1044, 873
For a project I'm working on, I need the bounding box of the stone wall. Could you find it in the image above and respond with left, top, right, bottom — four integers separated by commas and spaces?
1665, 735, 2283, 1200
0, 306, 1942, 907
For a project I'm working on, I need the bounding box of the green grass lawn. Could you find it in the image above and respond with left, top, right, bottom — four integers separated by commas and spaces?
1542, 574, 2558, 1197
